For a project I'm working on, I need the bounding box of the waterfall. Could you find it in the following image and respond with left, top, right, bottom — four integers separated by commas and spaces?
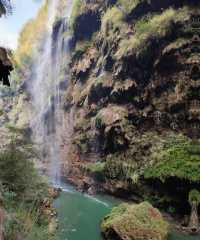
29, 0, 74, 185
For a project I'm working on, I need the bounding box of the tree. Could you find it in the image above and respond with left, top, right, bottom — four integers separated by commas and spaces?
0, 48, 13, 86
0, 0, 12, 16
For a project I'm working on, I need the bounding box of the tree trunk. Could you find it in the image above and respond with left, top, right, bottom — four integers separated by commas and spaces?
0, 207, 5, 240
188, 201, 199, 234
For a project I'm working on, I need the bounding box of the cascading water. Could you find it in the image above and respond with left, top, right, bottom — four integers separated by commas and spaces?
29, 0, 74, 185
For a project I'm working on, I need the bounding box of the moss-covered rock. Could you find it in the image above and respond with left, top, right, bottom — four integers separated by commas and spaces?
101, 202, 169, 240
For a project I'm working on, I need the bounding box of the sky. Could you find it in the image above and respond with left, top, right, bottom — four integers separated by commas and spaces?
0, 0, 43, 49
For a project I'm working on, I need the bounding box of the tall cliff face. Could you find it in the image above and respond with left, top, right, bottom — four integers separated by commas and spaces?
64, 0, 200, 212
8, 0, 200, 216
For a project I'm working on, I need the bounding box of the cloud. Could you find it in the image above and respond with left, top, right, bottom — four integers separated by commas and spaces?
0, 20, 18, 49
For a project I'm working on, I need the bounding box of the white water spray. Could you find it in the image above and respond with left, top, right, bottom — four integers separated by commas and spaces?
29, 0, 74, 185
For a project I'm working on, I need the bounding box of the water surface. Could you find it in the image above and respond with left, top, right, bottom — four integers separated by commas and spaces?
54, 184, 200, 240
169, 233, 200, 240
54, 184, 119, 240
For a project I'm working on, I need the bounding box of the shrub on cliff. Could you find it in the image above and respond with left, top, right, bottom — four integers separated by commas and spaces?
189, 189, 200, 205
72, 40, 92, 59
69, 0, 83, 31
101, 6, 124, 38
144, 135, 200, 182
101, 202, 169, 240
85, 162, 106, 181
116, 7, 189, 58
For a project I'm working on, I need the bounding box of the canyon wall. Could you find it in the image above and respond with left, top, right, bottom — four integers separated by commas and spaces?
6, 0, 200, 217
63, 0, 200, 214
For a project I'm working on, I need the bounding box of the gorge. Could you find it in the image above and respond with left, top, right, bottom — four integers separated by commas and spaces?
0, 0, 200, 239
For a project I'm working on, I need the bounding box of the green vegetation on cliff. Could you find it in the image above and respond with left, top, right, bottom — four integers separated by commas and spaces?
68, 1, 199, 213
189, 189, 200, 205
144, 135, 200, 182
69, 0, 83, 31
101, 6, 124, 38
116, 7, 189, 58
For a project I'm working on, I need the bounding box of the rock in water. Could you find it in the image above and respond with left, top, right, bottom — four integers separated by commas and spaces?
101, 202, 169, 240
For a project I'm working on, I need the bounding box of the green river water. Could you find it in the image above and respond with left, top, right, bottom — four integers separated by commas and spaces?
54, 184, 200, 240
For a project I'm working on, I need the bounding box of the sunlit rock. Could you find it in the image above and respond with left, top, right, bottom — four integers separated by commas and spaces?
101, 202, 169, 240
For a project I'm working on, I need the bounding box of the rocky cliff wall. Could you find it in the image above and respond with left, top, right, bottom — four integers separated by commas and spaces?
8, 0, 200, 218
63, 0, 200, 214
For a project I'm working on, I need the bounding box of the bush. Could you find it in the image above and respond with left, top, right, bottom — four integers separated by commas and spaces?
0, 144, 36, 194
189, 189, 200, 205
86, 162, 105, 173
0, 130, 49, 200
69, 0, 84, 32
144, 134, 200, 182
116, 7, 189, 58
73, 40, 91, 59
0, 129, 54, 240
85, 162, 106, 181
104, 153, 141, 184
4, 202, 56, 240
101, 6, 124, 38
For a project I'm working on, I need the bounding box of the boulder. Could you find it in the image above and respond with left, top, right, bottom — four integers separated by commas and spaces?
101, 202, 169, 240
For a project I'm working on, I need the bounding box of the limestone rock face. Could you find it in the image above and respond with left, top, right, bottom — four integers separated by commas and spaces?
101, 202, 169, 240
96, 105, 128, 127
65, 0, 200, 209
